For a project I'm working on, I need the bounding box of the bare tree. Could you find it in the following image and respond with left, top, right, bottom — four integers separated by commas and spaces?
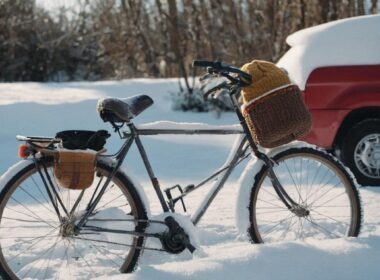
0, 0, 377, 82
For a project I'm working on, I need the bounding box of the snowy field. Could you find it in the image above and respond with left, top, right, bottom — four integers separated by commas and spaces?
0, 79, 380, 279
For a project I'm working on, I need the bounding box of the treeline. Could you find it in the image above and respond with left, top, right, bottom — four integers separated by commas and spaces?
0, 0, 378, 85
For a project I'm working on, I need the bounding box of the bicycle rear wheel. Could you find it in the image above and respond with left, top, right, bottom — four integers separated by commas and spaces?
0, 157, 147, 279
248, 147, 361, 243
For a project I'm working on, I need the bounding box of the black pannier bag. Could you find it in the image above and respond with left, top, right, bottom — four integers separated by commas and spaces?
55, 130, 110, 151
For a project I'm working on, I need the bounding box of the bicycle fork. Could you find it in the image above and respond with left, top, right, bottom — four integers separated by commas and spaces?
255, 150, 309, 217
230, 91, 307, 217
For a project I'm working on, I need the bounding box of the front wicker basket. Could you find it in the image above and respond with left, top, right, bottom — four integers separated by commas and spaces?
242, 84, 312, 148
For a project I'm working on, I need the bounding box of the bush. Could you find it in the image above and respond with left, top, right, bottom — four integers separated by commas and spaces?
171, 86, 234, 114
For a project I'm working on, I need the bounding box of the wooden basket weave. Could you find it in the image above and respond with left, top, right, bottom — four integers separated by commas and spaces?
54, 150, 96, 190
243, 85, 312, 148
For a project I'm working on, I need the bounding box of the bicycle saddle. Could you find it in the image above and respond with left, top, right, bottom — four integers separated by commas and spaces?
97, 95, 154, 123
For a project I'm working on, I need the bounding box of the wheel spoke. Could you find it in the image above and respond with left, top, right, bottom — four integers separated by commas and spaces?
305, 169, 334, 203
6, 200, 57, 228
251, 148, 360, 243
310, 209, 350, 227
0, 161, 147, 278
305, 216, 341, 238
279, 216, 297, 240
308, 181, 342, 207
261, 214, 295, 238
259, 185, 283, 204
19, 235, 61, 279
255, 209, 290, 215
283, 160, 304, 203
310, 191, 347, 209
67, 238, 98, 278
19, 185, 57, 216
31, 176, 50, 205
257, 198, 287, 209
95, 193, 127, 212
6, 227, 60, 263
1, 214, 58, 226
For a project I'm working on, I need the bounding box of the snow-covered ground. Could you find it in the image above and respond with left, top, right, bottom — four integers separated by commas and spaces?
0, 79, 379, 279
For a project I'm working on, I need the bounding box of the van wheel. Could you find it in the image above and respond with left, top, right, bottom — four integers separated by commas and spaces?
341, 119, 380, 186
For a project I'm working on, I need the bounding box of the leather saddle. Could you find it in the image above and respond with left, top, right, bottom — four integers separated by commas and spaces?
97, 95, 153, 123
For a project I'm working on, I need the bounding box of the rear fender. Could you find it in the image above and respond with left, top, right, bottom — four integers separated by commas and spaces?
0, 158, 151, 218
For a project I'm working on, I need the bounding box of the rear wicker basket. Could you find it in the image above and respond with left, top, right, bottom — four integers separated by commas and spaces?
242, 84, 312, 148
54, 150, 96, 190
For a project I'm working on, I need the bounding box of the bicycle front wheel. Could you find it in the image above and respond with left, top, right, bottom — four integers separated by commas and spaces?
248, 147, 361, 243
0, 157, 148, 279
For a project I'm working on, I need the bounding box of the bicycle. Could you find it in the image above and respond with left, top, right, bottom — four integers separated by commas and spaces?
0, 60, 362, 279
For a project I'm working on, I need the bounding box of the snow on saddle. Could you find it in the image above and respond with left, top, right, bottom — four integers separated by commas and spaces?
97, 95, 154, 123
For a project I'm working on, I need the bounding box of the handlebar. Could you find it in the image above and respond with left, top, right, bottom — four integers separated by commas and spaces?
193, 60, 252, 86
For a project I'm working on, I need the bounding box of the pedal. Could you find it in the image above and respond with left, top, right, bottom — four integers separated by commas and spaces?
164, 184, 187, 212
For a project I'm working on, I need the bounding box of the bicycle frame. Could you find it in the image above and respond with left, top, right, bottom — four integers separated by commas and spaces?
123, 125, 249, 225
76, 85, 301, 229
2, 60, 361, 278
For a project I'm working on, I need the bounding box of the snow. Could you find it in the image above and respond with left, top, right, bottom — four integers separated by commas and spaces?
192, 134, 245, 224
0, 82, 102, 105
137, 121, 242, 132
0, 79, 379, 279
236, 141, 364, 238
277, 14, 380, 90
0, 159, 32, 190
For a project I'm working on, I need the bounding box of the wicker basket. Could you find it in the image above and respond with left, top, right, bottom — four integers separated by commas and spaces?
54, 150, 96, 190
242, 84, 312, 148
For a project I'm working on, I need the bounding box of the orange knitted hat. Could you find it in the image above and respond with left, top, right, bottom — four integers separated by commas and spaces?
241, 60, 291, 103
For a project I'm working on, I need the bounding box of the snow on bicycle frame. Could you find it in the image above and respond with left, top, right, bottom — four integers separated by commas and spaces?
92, 61, 317, 226
0, 60, 361, 279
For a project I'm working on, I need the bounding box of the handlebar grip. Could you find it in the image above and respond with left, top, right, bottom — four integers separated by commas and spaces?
192, 60, 216, 68
240, 71, 253, 84
193, 60, 252, 86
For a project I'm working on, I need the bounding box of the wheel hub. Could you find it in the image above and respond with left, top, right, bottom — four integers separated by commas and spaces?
60, 217, 77, 237
292, 206, 310, 217
354, 134, 380, 178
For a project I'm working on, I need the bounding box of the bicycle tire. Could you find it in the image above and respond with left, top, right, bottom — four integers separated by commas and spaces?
248, 147, 361, 243
0, 157, 148, 279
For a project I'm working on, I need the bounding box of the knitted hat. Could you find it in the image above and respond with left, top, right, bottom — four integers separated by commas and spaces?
241, 60, 291, 103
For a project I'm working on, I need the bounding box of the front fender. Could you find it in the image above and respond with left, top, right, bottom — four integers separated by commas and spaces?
235, 141, 316, 236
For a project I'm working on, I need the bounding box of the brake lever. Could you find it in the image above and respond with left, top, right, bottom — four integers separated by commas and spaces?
203, 81, 228, 100
199, 73, 214, 82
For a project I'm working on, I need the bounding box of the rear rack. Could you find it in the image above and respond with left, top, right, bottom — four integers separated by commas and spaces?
16, 135, 61, 143
16, 135, 62, 152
